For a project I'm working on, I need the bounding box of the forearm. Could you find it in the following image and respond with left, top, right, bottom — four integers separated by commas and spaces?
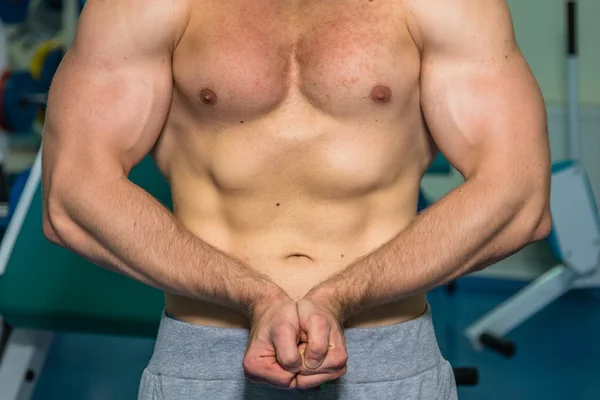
46, 174, 286, 316
307, 177, 550, 321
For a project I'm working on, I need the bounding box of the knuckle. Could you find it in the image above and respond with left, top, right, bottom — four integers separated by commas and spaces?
334, 351, 349, 367
242, 357, 256, 373
272, 375, 292, 388
307, 344, 328, 358
296, 378, 315, 390
276, 320, 295, 330
272, 321, 295, 337
279, 354, 299, 368
310, 313, 329, 328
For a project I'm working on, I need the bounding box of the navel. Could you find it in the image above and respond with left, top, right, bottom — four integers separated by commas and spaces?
370, 85, 392, 103
200, 88, 217, 105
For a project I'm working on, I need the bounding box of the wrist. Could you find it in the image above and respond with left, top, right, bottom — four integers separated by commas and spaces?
304, 287, 347, 324
248, 286, 291, 319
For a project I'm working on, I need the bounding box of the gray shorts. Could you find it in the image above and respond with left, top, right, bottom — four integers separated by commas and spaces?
138, 305, 457, 399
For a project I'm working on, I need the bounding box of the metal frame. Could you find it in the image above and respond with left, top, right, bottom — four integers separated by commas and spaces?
0, 151, 50, 400
0, 150, 41, 276
465, 162, 600, 352
0, 0, 80, 393
465, 264, 578, 350
465, 262, 599, 351
574, 268, 600, 287
0, 329, 53, 400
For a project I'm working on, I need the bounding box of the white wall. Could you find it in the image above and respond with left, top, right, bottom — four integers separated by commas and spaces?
508, 0, 600, 106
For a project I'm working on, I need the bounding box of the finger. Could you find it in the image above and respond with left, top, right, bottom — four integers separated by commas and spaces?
246, 374, 299, 391
326, 327, 348, 369
295, 366, 347, 390
303, 314, 331, 369
271, 323, 302, 373
298, 350, 346, 375
245, 372, 298, 391
298, 329, 347, 375
297, 347, 338, 375
246, 363, 297, 389
321, 326, 347, 369
243, 356, 297, 389
296, 373, 329, 390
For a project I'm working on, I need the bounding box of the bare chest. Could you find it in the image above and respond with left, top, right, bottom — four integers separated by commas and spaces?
172, 0, 421, 120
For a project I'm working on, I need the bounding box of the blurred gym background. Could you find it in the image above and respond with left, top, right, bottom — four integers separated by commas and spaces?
0, 0, 598, 399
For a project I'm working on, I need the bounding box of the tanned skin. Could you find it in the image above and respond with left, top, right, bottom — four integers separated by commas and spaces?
42, 0, 550, 391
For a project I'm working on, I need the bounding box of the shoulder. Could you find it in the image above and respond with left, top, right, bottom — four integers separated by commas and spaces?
79, 0, 192, 52
405, 0, 514, 54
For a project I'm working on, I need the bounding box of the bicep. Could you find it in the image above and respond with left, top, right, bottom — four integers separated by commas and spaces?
417, 0, 549, 179
44, 52, 172, 176
43, 0, 182, 180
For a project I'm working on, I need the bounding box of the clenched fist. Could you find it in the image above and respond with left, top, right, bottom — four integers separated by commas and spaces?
243, 297, 302, 389
243, 295, 348, 390
295, 297, 348, 389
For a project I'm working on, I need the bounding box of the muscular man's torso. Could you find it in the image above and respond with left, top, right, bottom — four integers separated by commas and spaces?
156, 0, 434, 328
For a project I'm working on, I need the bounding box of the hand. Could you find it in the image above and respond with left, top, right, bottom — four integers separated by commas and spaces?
243, 296, 302, 390
295, 297, 348, 390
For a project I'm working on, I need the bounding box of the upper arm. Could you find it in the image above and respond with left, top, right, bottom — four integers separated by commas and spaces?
43, 0, 188, 181
413, 0, 549, 181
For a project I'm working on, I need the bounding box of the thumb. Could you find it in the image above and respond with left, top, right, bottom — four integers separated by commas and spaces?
303, 326, 330, 369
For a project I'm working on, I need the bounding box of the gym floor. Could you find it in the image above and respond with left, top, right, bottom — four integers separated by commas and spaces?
31, 277, 600, 400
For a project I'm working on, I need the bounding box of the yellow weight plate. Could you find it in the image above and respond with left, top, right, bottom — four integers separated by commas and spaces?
36, 109, 45, 125
30, 39, 62, 80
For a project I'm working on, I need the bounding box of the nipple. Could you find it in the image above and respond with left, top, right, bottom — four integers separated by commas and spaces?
200, 88, 217, 105
370, 85, 392, 103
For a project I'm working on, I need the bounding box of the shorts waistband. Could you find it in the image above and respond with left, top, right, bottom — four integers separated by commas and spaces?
147, 304, 443, 384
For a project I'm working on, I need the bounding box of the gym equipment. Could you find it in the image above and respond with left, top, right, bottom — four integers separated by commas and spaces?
0, 66, 62, 133
566, 1, 579, 161
453, 367, 479, 387
0, 154, 170, 333
0, 0, 30, 24
0, 163, 9, 230
38, 47, 62, 93
30, 40, 63, 88
7, 168, 30, 223
465, 2, 600, 356
30, 41, 64, 124
465, 161, 600, 356
0, 71, 8, 134
0, 71, 39, 133
0, 154, 169, 399
429, 153, 451, 174
44, 0, 62, 11
0, 41, 64, 132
